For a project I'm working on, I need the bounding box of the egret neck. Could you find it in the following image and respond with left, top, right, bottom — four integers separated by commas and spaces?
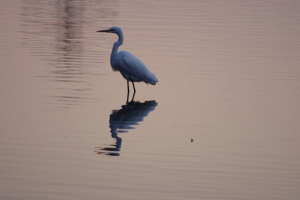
111, 31, 124, 69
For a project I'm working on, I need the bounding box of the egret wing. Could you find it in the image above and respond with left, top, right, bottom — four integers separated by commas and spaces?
117, 51, 157, 84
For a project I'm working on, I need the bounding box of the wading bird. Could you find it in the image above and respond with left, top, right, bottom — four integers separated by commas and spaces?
97, 26, 158, 98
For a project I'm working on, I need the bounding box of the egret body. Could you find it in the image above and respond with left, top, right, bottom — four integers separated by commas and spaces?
97, 26, 158, 96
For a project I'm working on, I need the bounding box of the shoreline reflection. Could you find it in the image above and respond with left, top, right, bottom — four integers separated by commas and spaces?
95, 100, 158, 156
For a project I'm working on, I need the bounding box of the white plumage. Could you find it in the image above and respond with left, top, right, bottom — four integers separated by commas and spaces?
97, 26, 158, 94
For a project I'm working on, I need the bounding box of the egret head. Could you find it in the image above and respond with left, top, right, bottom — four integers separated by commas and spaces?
97, 26, 122, 35
97, 26, 124, 52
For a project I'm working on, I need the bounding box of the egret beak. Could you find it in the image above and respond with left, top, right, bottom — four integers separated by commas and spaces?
97, 29, 110, 33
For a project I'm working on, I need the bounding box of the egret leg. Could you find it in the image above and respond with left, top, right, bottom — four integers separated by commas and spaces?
127, 80, 130, 93
130, 82, 136, 102
131, 90, 136, 102
127, 80, 130, 102
132, 82, 136, 93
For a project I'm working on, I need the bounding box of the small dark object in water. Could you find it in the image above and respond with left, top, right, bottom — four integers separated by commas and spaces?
191, 138, 194, 143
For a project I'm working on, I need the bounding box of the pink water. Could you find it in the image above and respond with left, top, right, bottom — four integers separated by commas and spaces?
1, 1, 300, 199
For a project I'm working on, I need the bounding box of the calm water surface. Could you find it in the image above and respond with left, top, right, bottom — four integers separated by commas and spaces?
1, 0, 300, 199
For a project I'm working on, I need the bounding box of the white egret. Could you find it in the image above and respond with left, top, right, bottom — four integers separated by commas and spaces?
97, 26, 158, 95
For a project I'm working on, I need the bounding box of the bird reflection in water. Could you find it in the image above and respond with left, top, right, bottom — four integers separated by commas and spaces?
95, 100, 158, 156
